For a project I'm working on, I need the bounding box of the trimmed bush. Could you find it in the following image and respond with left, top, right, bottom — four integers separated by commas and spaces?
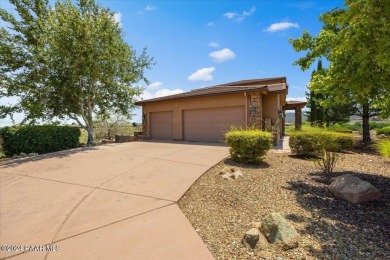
377, 126, 390, 136
289, 127, 354, 157
0, 125, 80, 156
376, 139, 390, 158
225, 129, 273, 163
289, 130, 322, 157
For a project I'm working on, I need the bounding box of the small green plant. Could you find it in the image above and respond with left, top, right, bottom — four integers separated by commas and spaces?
377, 126, 390, 136
376, 139, 390, 158
314, 150, 340, 174
225, 129, 273, 164
0, 151, 5, 159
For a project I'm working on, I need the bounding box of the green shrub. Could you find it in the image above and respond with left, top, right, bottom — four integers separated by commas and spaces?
327, 124, 353, 133
332, 132, 355, 151
225, 129, 273, 163
289, 127, 354, 157
376, 139, 390, 158
289, 129, 323, 157
370, 122, 390, 130
377, 126, 390, 136
0, 125, 80, 156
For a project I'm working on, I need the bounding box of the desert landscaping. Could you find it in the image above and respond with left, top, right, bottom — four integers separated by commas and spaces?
179, 148, 390, 259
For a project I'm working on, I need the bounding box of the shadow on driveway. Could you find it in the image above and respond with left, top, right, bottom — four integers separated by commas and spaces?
0, 146, 99, 168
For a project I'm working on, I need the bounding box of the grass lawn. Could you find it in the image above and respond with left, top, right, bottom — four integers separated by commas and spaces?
178, 147, 390, 259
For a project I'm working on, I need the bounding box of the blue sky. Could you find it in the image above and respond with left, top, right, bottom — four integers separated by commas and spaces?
0, 0, 344, 125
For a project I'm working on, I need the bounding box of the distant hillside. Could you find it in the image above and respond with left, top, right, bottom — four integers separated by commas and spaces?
285, 112, 307, 123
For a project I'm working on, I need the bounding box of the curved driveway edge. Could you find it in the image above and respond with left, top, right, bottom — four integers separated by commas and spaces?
0, 141, 229, 260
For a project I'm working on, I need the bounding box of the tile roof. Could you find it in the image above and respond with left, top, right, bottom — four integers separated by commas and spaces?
136, 77, 288, 105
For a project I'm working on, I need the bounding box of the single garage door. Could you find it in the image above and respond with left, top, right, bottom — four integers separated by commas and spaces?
183, 106, 245, 142
150, 111, 173, 140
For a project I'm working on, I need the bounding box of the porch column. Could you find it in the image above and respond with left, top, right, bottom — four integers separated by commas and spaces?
295, 108, 302, 130
249, 93, 262, 129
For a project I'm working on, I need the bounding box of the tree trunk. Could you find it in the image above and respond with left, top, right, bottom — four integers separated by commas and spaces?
86, 126, 95, 146
362, 104, 371, 144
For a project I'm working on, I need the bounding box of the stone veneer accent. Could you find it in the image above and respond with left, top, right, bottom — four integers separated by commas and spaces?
249, 93, 262, 129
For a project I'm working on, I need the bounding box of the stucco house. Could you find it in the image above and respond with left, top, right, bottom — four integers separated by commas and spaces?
135, 77, 306, 143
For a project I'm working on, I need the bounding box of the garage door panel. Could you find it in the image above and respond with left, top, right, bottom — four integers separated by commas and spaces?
150, 111, 173, 140
183, 106, 245, 142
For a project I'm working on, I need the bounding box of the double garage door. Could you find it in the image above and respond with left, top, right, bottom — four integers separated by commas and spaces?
150, 106, 245, 142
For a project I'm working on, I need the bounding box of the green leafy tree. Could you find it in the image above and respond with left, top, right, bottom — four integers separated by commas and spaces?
1, 0, 153, 144
306, 60, 354, 127
290, 0, 390, 143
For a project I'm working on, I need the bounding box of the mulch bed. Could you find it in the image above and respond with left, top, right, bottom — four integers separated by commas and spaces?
178, 150, 390, 259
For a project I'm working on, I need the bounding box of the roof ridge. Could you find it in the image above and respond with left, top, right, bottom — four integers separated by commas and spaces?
135, 77, 287, 105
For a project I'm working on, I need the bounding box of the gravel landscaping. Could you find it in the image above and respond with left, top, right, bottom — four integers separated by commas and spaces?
178, 150, 390, 259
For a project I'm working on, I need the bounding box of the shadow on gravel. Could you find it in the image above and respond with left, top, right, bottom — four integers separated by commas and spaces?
0, 146, 99, 168
284, 171, 390, 259
223, 158, 270, 169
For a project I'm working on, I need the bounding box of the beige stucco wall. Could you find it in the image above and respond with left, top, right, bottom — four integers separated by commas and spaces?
142, 93, 247, 140
141, 91, 283, 143
262, 94, 279, 125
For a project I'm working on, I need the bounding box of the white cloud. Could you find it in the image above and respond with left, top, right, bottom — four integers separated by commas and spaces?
264, 22, 299, 32
223, 12, 238, 19
141, 88, 184, 100
147, 81, 162, 89
243, 6, 256, 16
145, 5, 157, 11
259, 70, 266, 74
209, 48, 236, 63
209, 41, 219, 48
224, 7, 256, 22
207, 22, 214, 27
188, 67, 216, 82
113, 12, 122, 28
286, 97, 307, 102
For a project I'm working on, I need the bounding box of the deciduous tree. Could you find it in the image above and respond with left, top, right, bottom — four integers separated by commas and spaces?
290, 0, 390, 143
1, 0, 153, 144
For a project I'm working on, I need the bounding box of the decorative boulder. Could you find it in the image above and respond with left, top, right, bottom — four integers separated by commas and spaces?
219, 167, 243, 180
261, 213, 298, 250
243, 228, 260, 248
328, 174, 381, 204
243, 228, 268, 249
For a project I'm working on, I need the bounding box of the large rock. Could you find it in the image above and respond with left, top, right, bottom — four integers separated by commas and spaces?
260, 213, 298, 250
328, 174, 381, 204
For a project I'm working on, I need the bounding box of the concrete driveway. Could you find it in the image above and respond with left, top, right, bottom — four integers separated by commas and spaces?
0, 141, 229, 260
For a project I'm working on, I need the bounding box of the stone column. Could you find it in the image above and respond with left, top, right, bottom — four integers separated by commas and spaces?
142, 107, 148, 139
295, 108, 302, 130
249, 93, 262, 129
